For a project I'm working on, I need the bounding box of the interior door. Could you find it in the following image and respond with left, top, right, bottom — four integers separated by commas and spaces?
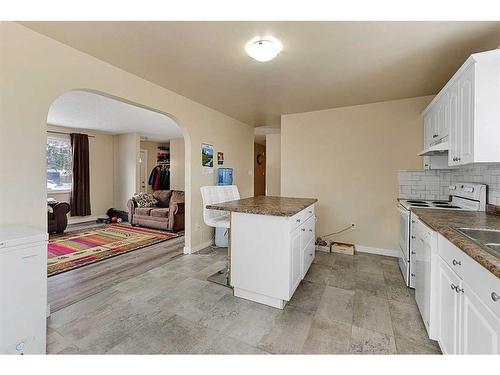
139, 150, 147, 193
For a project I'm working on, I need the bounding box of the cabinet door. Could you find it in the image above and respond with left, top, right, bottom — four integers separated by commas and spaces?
423, 113, 432, 149
436, 96, 448, 142
437, 257, 461, 354
460, 280, 500, 354
290, 228, 302, 295
458, 65, 474, 165
448, 81, 460, 166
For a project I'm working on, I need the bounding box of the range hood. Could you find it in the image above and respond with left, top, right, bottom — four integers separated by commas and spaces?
418, 141, 449, 156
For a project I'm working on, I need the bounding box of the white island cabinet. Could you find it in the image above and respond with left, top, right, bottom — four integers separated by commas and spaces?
207, 196, 317, 309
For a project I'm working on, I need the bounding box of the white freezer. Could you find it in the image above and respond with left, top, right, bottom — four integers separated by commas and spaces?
0, 225, 48, 354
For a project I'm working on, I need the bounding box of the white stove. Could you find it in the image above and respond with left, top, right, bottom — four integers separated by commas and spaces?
397, 182, 487, 288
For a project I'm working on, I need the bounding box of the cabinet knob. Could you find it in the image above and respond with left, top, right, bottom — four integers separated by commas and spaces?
452, 259, 461, 266
296, 219, 301, 223
456, 287, 464, 294
451, 283, 457, 291
411, 251, 416, 255
411, 273, 416, 277
309, 229, 312, 232
301, 228, 305, 232
433, 134, 438, 138
411, 235, 416, 240
492, 292, 499, 302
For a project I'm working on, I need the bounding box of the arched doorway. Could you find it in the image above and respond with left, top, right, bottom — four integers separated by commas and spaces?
45, 89, 191, 311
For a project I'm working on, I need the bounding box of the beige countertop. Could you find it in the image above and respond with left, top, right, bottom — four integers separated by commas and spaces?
206, 196, 318, 217
411, 207, 500, 278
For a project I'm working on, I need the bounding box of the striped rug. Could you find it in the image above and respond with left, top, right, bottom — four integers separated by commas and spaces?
48, 224, 179, 276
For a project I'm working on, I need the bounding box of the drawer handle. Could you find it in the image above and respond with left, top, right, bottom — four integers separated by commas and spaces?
309, 229, 312, 232
452, 259, 461, 266
296, 219, 301, 223
411, 273, 416, 277
308, 211, 312, 214
456, 287, 464, 294
301, 228, 305, 232
411, 235, 416, 239
451, 283, 457, 291
411, 251, 416, 255
492, 292, 499, 302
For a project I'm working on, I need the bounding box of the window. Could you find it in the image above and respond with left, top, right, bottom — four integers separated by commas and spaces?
47, 135, 73, 192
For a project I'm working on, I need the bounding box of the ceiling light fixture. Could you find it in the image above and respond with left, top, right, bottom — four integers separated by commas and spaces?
245, 37, 282, 62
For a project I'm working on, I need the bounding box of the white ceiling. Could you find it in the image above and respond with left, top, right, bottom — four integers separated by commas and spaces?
25, 21, 500, 127
47, 90, 183, 142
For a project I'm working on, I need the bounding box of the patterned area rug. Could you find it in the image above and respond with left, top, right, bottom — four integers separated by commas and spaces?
48, 224, 179, 277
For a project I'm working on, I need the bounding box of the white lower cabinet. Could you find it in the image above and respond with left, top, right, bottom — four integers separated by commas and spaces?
436, 256, 461, 354
460, 279, 499, 354
435, 235, 500, 354
290, 227, 302, 295
231, 204, 316, 309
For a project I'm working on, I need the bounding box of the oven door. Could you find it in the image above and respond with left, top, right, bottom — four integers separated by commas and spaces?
397, 204, 410, 286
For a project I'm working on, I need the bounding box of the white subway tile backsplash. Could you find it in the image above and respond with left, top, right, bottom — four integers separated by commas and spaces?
398, 163, 500, 205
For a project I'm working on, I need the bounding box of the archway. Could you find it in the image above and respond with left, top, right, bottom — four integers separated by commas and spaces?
45, 89, 192, 311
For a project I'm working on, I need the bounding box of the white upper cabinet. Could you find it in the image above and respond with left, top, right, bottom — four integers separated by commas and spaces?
423, 49, 500, 166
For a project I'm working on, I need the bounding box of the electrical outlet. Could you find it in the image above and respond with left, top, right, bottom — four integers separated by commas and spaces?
195, 223, 201, 231
351, 223, 356, 230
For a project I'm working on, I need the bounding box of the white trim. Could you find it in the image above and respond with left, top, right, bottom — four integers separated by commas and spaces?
355, 245, 400, 258
183, 238, 214, 254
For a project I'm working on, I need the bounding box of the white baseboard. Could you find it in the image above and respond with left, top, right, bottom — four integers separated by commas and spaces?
184, 238, 214, 255
355, 245, 399, 258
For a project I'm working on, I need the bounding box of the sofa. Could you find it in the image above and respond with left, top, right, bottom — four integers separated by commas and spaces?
48, 202, 70, 234
127, 190, 185, 232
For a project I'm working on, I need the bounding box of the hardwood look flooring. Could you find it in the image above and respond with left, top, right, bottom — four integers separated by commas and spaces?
48, 222, 184, 312
47, 249, 441, 354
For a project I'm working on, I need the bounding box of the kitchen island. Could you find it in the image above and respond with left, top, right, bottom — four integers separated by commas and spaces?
207, 196, 317, 309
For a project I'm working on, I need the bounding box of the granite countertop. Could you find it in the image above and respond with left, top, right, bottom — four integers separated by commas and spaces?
411, 207, 500, 278
206, 196, 318, 217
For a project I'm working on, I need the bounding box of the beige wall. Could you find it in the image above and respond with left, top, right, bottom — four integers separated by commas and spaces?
266, 133, 281, 196
46, 124, 114, 218
281, 96, 433, 252
170, 137, 185, 191
0, 22, 254, 252
113, 133, 140, 210
254, 143, 266, 196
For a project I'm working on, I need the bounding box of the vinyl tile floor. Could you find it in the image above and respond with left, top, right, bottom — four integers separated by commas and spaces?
47, 249, 441, 354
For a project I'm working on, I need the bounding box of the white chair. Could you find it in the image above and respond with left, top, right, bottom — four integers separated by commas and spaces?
200, 185, 240, 247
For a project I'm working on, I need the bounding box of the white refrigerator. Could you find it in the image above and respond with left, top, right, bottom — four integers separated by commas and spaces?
0, 225, 48, 354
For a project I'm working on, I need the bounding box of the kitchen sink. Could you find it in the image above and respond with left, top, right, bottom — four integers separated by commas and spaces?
455, 228, 500, 257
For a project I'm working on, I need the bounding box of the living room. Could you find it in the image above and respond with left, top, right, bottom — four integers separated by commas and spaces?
46, 89, 188, 311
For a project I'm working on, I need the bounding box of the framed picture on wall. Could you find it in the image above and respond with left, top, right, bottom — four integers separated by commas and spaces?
202, 143, 214, 174
217, 151, 224, 165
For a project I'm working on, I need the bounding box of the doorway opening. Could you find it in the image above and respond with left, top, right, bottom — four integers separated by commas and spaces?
45, 89, 189, 312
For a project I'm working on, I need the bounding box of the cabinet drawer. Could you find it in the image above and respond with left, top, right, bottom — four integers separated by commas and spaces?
300, 216, 315, 249
438, 234, 468, 279
438, 234, 500, 318
290, 204, 315, 232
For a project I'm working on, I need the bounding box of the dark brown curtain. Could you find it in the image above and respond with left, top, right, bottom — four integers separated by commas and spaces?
70, 133, 91, 216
